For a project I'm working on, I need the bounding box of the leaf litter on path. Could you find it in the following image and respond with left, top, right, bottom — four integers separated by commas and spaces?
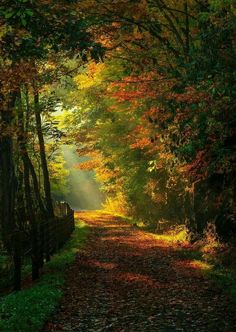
43, 211, 236, 332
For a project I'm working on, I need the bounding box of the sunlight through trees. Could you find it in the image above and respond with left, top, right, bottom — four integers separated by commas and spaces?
0, 0, 235, 316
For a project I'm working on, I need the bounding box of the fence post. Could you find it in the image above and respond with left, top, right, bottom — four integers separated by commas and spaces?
13, 230, 22, 291
45, 202, 75, 259
31, 222, 39, 280
38, 219, 45, 268
71, 209, 75, 231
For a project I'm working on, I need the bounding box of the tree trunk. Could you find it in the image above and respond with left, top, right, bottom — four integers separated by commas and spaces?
0, 93, 17, 251
13, 230, 22, 291
184, 0, 190, 57
17, 89, 47, 268
23, 159, 39, 280
16, 169, 26, 231
34, 90, 54, 218
0, 92, 21, 290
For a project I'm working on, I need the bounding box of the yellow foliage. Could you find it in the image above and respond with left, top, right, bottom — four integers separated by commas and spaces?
152, 226, 189, 245
102, 192, 130, 215
200, 223, 223, 256
74, 62, 106, 89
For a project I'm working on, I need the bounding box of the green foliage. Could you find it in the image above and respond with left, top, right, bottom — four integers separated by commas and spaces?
49, 152, 70, 199
0, 0, 105, 61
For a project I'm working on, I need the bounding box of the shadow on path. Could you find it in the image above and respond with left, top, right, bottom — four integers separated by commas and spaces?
44, 211, 236, 332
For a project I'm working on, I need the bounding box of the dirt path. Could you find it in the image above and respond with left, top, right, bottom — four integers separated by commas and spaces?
44, 211, 236, 332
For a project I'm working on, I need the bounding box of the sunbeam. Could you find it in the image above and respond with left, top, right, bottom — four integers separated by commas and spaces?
61, 145, 105, 210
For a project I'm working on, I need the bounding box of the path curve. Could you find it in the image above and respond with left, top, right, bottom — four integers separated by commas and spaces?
44, 211, 236, 332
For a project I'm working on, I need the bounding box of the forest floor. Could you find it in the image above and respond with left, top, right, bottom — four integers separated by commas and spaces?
44, 211, 236, 332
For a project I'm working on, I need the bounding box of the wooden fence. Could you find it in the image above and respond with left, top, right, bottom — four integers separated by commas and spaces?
49, 202, 75, 253
0, 202, 75, 292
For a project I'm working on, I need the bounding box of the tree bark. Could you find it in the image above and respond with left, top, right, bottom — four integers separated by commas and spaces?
184, 0, 190, 57
23, 158, 39, 280
0, 92, 17, 251
13, 230, 22, 291
34, 90, 54, 218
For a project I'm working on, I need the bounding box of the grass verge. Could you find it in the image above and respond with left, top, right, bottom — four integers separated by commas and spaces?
0, 220, 88, 332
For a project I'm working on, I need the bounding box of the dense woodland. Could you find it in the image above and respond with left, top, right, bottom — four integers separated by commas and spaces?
0, 0, 235, 292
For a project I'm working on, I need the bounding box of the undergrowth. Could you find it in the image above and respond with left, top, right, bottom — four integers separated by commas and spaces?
0, 220, 88, 332
119, 214, 236, 304
160, 222, 236, 304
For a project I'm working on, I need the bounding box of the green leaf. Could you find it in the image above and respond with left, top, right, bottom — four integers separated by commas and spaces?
4, 11, 14, 19
21, 17, 27, 26
25, 9, 33, 17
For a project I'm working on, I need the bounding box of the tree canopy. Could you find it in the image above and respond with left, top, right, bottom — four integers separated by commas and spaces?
0, 0, 235, 292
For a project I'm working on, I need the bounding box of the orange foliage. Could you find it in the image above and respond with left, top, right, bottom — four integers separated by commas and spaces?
75, 159, 101, 171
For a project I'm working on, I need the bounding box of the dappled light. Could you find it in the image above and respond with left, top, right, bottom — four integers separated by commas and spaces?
87, 260, 118, 270
115, 272, 158, 288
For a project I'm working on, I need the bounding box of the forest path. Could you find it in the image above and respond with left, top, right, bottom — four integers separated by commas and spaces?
44, 211, 236, 332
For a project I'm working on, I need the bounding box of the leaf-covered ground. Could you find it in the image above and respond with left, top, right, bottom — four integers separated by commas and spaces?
44, 211, 236, 332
